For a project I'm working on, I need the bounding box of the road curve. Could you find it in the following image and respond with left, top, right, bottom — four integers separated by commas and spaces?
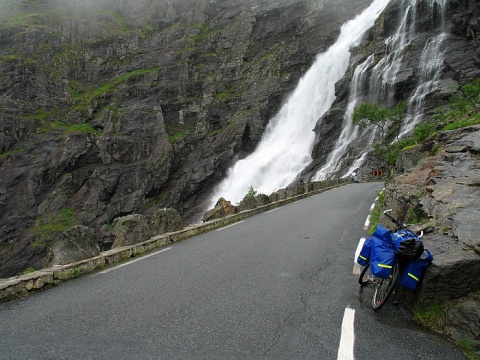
0, 183, 464, 359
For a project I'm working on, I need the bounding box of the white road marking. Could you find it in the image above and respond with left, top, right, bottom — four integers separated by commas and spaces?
369, 202, 375, 211
363, 215, 371, 230
354, 238, 366, 262
215, 221, 245, 231
353, 238, 366, 275
266, 208, 279, 213
92, 247, 172, 276
337, 307, 355, 360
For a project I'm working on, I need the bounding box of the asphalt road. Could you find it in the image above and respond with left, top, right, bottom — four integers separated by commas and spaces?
0, 183, 465, 359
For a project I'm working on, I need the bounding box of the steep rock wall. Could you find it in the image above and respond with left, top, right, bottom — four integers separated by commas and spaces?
302, 0, 480, 181
0, 0, 373, 277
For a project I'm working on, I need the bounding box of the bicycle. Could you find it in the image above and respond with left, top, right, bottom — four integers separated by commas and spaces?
358, 210, 424, 311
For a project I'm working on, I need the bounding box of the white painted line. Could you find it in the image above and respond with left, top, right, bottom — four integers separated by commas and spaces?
92, 247, 172, 276
353, 238, 366, 275
337, 307, 355, 360
369, 202, 375, 211
215, 220, 245, 231
354, 238, 365, 263
363, 215, 371, 230
266, 208, 279, 214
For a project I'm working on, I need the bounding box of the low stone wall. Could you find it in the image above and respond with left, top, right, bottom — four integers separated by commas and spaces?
0, 178, 350, 302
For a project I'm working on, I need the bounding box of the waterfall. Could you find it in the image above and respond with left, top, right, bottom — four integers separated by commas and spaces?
314, 0, 448, 180
369, 1, 416, 105
400, 32, 447, 136
207, 0, 391, 207
313, 55, 377, 180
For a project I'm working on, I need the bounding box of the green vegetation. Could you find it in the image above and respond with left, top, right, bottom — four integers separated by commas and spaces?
405, 207, 421, 224
434, 79, 480, 129
353, 101, 407, 139
36, 121, 98, 136
367, 190, 385, 234
65, 267, 83, 278
2, 54, 33, 64
353, 79, 479, 168
30, 208, 78, 247
22, 267, 37, 275
0, 147, 26, 159
166, 123, 192, 143
246, 186, 258, 198
456, 338, 479, 360
412, 303, 446, 333
78, 67, 160, 106
353, 101, 408, 166
412, 302, 479, 359
193, 23, 222, 45
146, 197, 158, 207
214, 85, 243, 101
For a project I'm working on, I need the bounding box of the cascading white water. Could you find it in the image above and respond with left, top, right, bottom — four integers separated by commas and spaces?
207, 0, 391, 207
400, 32, 447, 136
313, 55, 376, 180
314, 0, 448, 180
369, 1, 416, 105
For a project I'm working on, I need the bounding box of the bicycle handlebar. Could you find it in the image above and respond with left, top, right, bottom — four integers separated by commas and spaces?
383, 209, 404, 228
383, 209, 423, 237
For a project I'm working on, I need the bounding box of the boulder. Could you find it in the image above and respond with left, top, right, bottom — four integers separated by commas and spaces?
150, 208, 184, 236
111, 214, 150, 248
446, 293, 480, 351
237, 195, 258, 212
202, 198, 238, 222
97, 224, 115, 251
269, 189, 288, 202
45, 225, 100, 266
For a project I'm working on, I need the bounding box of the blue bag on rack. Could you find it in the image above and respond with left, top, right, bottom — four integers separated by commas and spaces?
397, 250, 434, 290
356, 237, 372, 266
370, 224, 395, 278
392, 229, 419, 248
392, 229, 424, 261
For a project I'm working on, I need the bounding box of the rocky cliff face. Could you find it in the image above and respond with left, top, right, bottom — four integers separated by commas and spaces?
0, 0, 374, 277
382, 125, 480, 353
301, 0, 480, 181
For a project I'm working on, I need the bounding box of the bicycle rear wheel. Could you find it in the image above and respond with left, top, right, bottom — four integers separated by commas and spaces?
371, 261, 400, 311
359, 262, 372, 286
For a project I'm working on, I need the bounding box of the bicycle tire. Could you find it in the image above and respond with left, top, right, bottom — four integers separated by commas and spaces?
359, 262, 372, 286
371, 261, 400, 311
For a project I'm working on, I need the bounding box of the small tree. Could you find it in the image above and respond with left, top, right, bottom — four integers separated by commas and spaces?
246, 185, 258, 198
352, 101, 407, 167
352, 101, 407, 140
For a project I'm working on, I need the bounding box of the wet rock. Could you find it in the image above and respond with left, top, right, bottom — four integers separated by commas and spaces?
111, 214, 150, 249
202, 198, 238, 222
150, 208, 184, 236
45, 225, 100, 266
446, 294, 480, 351
384, 125, 480, 351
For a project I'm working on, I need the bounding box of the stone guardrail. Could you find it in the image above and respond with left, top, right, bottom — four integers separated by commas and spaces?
0, 178, 350, 302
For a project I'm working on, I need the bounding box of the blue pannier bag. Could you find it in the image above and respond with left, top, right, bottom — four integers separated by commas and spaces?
392, 229, 424, 261
392, 229, 419, 248
356, 237, 372, 266
397, 250, 434, 290
370, 224, 395, 278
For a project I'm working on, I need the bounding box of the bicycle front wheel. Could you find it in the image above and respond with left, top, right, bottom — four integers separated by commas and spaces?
371, 261, 400, 311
